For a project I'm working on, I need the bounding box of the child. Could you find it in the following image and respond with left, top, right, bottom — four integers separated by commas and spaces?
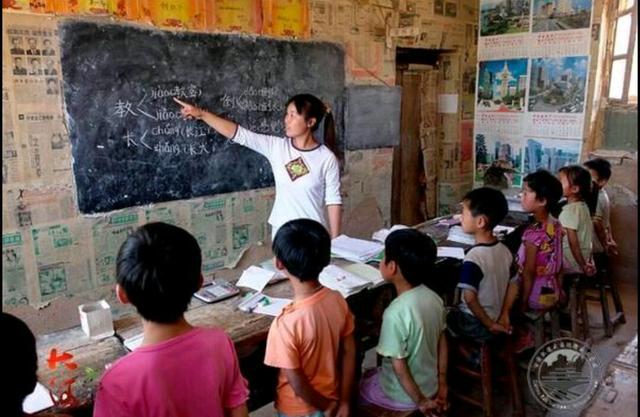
497, 170, 564, 352
264, 219, 355, 417
359, 229, 448, 415
584, 158, 618, 267
514, 170, 564, 311
447, 187, 516, 343
557, 165, 596, 277
94, 222, 249, 417
4, 312, 72, 417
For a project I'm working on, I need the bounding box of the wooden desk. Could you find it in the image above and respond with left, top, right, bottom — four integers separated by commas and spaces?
36, 327, 128, 415
35, 215, 528, 414
114, 281, 294, 358
36, 277, 392, 413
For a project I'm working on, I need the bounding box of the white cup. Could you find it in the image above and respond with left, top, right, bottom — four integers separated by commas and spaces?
78, 300, 114, 339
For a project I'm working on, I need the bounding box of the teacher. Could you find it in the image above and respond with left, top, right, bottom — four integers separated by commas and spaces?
174, 94, 342, 239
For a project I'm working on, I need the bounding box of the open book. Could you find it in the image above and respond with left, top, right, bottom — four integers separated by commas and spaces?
320, 264, 380, 298
340, 262, 385, 288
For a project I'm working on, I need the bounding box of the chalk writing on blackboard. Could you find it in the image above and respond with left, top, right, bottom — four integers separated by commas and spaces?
109, 84, 289, 157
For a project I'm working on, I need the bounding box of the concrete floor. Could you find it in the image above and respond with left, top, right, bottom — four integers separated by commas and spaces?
250, 280, 638, 417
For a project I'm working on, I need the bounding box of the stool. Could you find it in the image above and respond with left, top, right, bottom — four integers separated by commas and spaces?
566, 274, 590, 341
584, 254, 626, 337
449, 335, 524, 417
357, 403, 421, 417
525, 309, 561, 349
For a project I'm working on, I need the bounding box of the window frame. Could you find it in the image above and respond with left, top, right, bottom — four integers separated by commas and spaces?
608, 0, 638, 103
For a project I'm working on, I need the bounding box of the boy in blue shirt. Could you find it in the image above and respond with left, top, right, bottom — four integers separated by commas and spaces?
447, 187, 517, 343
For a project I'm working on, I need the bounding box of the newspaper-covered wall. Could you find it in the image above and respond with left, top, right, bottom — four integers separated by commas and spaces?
1, 1, 482, 324
473, 0, 598, 187
1, 13, 278, 311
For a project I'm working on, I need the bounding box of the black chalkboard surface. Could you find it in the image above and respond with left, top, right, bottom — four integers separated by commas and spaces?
60, 21, 345, 214
344, 85, 401, 150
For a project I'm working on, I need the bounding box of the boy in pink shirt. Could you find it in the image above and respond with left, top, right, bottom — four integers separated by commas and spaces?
94, 222, 249, 417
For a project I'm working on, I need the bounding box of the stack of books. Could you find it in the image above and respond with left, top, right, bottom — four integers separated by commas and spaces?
331, 235, 384, 263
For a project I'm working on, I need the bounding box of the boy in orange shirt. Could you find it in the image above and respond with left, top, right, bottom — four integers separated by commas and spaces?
264, 219, 356, 417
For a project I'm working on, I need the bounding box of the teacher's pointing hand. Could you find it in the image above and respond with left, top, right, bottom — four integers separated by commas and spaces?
174, 97, 204, 120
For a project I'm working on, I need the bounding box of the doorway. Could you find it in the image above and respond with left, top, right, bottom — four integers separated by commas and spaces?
391, 48, 445, 226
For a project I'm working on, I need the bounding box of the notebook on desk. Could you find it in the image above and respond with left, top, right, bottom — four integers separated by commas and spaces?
331, 235, 384, 263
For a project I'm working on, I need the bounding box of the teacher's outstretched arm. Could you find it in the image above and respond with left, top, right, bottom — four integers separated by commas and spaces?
174, 97, 237, 139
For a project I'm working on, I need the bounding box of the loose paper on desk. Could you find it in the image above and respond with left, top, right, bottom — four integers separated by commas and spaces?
253, 296, 291, 316
331, 235, 384, 263
371, 224, 410, 242
23, 382, 55, 413
236, 265, 275, 293
437, 247, 465, 260
320, 264, 372, 297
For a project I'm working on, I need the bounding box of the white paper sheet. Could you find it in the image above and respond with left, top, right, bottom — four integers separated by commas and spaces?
437, 247, 466, 260
493, 225, 515, 236
23, 382, 55, 413
437, 94, 459, 113
235, 265, 274, 293
252, 296, 292, 316
371, 224, 410, 242
123, 333, 144, 351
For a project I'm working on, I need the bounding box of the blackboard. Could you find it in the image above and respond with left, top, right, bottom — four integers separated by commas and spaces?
60, 21, 345, 214
344, 85, 401, 150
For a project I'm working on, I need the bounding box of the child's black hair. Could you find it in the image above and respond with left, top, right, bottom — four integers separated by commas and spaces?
116, 222, 202, 323
462, 187, 509, 229
523, 169, 563, 214
558, 165, 594, 205
384, 229, 436, 287
584, 157, 612, 181
4, 312, 38, 416
272, 219, 330, 282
